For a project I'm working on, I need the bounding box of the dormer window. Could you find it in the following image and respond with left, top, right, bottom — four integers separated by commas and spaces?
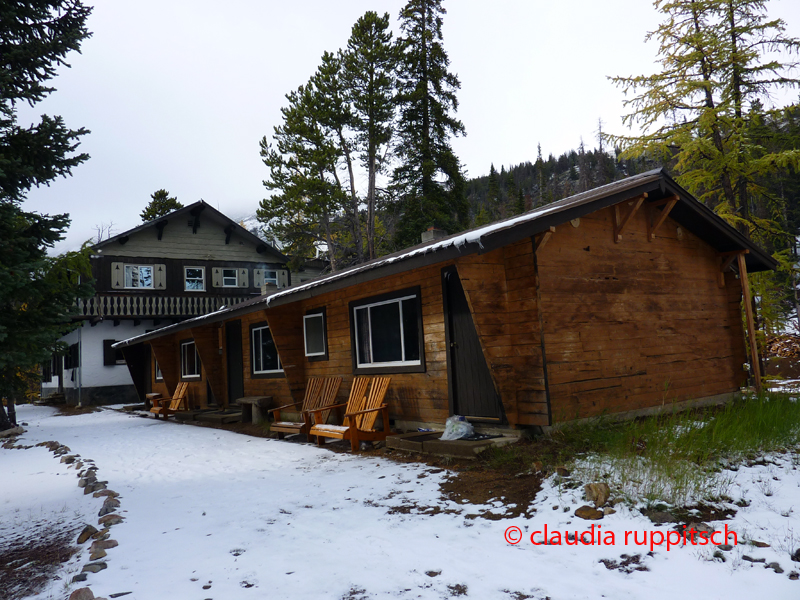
124, 265, 154, 289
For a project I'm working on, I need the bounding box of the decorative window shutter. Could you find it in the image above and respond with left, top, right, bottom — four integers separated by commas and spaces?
154, 264, 167, 289
253, 269, 264, 288
238, 268, 249, 288
212, 267, 222, 288
103, 340, 117, 366
111, 262, 124, 289
277, 270, 289, 289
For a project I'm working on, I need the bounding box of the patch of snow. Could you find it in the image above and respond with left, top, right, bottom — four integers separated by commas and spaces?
5, 405, 800, 600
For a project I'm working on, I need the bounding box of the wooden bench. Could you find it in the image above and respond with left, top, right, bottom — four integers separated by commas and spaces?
237, 396, 273, 425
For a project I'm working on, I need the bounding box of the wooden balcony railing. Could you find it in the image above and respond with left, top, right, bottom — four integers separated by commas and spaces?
76, 294, 250, 319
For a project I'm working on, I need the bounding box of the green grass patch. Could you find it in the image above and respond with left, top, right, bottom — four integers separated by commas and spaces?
485, 392, 800, 506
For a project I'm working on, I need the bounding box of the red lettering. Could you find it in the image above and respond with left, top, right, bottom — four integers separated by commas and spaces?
566, 532, 578, 546
580, 530, 594, 545
650, 531, 664, 551
549, 531, 562, 545
604, 531, 615, 545
666, 530, 682, 551
699, 532, 709, 545
634, 531, 647, 545
711, 530, 722, 545
725, 524, 738, 545
530, 531, 542, 545
625, 531, 632, 544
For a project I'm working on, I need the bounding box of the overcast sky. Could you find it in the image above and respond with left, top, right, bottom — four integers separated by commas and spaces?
17, 0, 800, 253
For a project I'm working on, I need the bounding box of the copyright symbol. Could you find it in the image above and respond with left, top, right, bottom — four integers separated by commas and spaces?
504, 526, 522, 545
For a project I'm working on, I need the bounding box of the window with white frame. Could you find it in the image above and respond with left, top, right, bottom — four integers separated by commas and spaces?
303, 310, 327, 358
124, 265, 154, 289
180, 340, 201, 379
184, 267, 205, 291
251, 323, 282, 375
265, 270, 278, 286
222, 268, 238, 287
351, 288, 423, 372
154, 359, 163, 381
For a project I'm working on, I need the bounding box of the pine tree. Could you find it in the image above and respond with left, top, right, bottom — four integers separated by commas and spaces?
258, 73, 348, 271
392, 0, 468, 247
486, 163, 500, 219
343, 12, 398, 260
140, 189, 182, 222
0, 1, 94, 429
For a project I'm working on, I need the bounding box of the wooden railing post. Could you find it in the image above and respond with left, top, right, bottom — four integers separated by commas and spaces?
737, 253, 762, 394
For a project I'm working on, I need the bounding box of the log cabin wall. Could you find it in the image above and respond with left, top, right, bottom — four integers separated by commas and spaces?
237, 309, 294, 408
536, 202, 747, 422
455, 240, 548, 427
148, 332, 209, 409
292, 261, 457, 426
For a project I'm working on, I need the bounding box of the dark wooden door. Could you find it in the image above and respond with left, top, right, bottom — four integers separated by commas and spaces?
226, 320, 244, 404
443, 267, 503, 421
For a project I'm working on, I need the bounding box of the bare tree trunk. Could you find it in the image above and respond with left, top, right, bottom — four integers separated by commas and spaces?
0, 400, 12, 431
337, 131, 364, 263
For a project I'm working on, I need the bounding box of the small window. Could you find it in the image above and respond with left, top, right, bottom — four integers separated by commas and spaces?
265, 271, 278, 286
304, 310, 327, 359
180, 340, 201, 379
251, 323, 282, 376
154, 360, 163, 381
350, 287, 425, 374
185, 267, 205, 291
124, 265, 153, 289
222, 268, 238, 287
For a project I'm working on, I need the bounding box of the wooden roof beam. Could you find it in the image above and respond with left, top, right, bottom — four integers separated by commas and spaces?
718, 249, 748, 287
613, 193, 647, 243
647, 195, 679, 241
535, 226, 555, 252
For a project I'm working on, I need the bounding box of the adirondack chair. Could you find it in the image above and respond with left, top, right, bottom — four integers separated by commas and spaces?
150, 382, 189, 419
269, 377, 342, 439
309, 377, 391, 452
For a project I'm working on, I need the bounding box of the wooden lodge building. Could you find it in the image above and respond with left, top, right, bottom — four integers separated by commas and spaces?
114, 169, 775, 431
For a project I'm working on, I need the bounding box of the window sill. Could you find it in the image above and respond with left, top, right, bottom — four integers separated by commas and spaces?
252, 371, 285, 379
353, 363, 425, 375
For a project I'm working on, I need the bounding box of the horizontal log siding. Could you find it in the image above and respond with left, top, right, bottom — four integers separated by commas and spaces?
296, 261, 457, 425
237, 309, 294, 409
537, 203, 747, 422
456, 241, 548, 427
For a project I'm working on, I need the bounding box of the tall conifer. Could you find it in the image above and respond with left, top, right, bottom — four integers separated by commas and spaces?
392, 0, 467, 247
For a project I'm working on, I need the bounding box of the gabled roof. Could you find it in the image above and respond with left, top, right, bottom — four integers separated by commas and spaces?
94, 200, 288, 262
114, 168, 776, 349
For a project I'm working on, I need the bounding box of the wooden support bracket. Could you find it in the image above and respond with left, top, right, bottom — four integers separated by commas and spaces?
613, 193, 647, 243
737, 253, 762, 394
647, 195, 679, 242
718, 250, 748, 287
535, 227, 555, 252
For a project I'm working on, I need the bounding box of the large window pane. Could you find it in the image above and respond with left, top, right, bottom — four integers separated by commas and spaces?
370, 302, 402, 363
402, 298, 420, 361
185, 267, 205, 291
355, 307, 371, 364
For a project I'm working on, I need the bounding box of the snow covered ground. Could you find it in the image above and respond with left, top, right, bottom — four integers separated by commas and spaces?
3, 405, 800, 600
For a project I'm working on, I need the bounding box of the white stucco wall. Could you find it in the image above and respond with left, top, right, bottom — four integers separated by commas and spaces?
42, 320, 157, 391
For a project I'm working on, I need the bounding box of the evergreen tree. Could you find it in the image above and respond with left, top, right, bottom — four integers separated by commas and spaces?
608, 0, 800, 234
343, 12, 398, 260
140, 189, 182, 222
0, 0, 94, 430
392, 0, 468, 247
259, 74, 348, 271
486, 163, 500, 219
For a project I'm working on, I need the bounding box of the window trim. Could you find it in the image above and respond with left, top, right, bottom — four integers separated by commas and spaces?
124, 264, 154, 289
250, 321, 284, 378
180, 339, 201, 380
222, 268, 238, 288
303, 307, 328, 361
349, 286, 426, 375
184, 266, 206, 292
